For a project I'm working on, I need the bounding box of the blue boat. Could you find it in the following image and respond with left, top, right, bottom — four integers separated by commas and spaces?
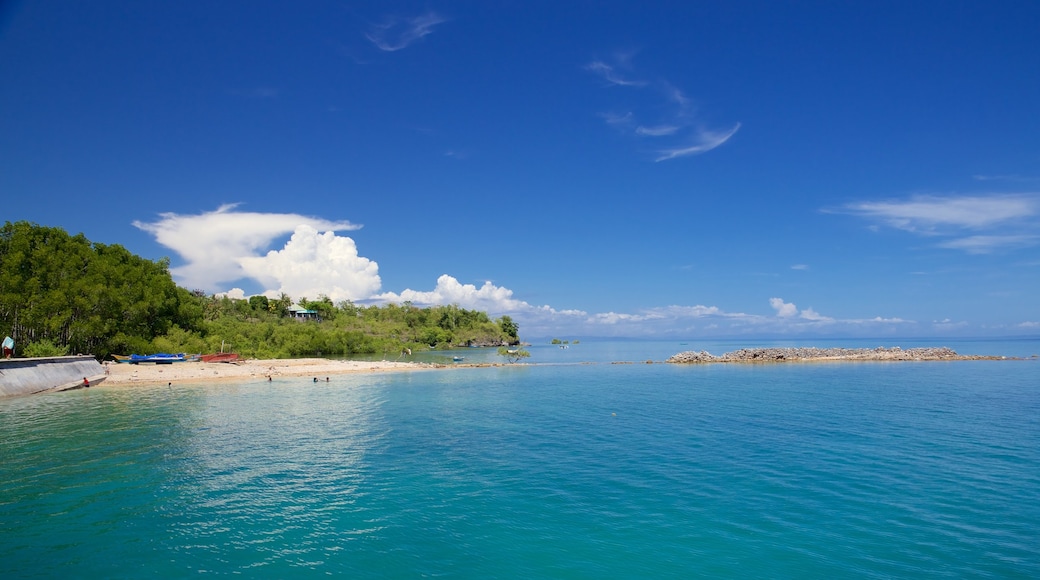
127, 353, 186, 365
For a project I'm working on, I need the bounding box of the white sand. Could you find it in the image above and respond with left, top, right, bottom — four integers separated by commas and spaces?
101, 358, 436, 387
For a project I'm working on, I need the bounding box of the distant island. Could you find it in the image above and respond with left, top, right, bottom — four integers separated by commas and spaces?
666, 346, 1012, 364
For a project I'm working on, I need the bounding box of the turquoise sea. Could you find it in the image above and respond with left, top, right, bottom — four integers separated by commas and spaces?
2, 339, 1038, 578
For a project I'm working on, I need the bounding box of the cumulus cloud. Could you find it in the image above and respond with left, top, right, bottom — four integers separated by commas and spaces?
770, 297, 798, 318
133, 205, 361, 292
366, 12, 447, 52
376, 274, 529, 311
239, 224, 381, 301
218, 288, 247, 300
841, 193, 1040, 253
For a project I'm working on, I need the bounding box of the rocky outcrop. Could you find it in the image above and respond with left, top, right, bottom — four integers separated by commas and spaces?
666, 346, 1009, 364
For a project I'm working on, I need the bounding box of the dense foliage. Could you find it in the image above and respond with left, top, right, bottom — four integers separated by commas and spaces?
0, 222, 520, 360
186, 295, 520, 359
0, 221, 201, 359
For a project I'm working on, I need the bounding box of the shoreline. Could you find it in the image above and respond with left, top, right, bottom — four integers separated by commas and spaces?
102, 358, 437, 387
97, 345, 1024, 388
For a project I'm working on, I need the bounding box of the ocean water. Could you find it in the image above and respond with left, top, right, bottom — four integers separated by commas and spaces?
2, 340, 1038, 578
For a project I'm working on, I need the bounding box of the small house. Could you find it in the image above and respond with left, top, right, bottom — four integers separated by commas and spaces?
288, 304, 319, 321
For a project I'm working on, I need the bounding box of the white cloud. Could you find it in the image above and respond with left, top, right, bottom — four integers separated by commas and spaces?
636, 124, 680, 137
654, 123, 740, 161
799, 308, 834, 322
932, 319, 968, 330
791, 264, 809, 270
376, 274, 528, 311
133, 205, 360, 292
842, 193, 1040, 253
973, 174, 1040, 183
585, 61, 646, 87
218, 288, 247, 300
858, 316, 911, 324
846, 194, 1036, 232
589, 312, 660, 324
770, 297, 798, 318
366, 12, 446, 52
936, 234, 1038, 254
239, 224, 381, 302
1018, 321, 1040, 328
600, 112, 634, 126
586, 53, 739, 161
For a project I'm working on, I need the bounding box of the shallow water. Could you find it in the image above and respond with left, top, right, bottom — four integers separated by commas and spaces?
2, 340, 1038, 577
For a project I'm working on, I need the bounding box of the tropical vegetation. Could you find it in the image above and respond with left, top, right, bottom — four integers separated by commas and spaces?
0, 221, 520, 360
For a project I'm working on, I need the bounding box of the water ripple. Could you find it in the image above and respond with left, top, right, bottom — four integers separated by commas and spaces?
2, 362, 1038, 577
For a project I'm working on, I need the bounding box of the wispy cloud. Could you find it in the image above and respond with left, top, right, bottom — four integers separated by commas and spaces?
600, 111, 634, 126
366, 11, 446, 52
937, 234, 1039, 254
585, 60, 646, 87
973, 174, 1040, 183
841, 193, 1040, 253
845, 194, 1036, 232
635, 124, 679, 136
654, 123, 741, 162
586, 53, 739, 161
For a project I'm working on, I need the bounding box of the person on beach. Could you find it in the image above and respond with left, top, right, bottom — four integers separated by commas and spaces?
2, 336, 13, 358
82, 377, 90, 388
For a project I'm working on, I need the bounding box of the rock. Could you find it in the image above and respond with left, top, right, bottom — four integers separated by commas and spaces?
665, 346, 1008, 364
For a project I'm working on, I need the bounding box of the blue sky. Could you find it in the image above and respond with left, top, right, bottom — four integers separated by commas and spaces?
2, 1, 1038, 339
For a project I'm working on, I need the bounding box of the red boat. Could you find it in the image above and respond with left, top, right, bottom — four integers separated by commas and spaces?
200, 352, 240, 363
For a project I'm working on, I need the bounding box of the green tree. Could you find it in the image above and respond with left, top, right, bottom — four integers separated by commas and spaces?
498, 315, 519, 343
248, 295, 270, 312
0, 222, 203, 359
497, 346, 530, 363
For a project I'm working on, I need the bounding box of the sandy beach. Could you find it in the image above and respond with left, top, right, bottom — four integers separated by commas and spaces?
101, 358, 433, 387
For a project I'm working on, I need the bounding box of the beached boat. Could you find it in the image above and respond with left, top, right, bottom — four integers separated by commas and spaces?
200, 352, 240, 363
111, 354, 132, 363
127, 353, 187, 365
